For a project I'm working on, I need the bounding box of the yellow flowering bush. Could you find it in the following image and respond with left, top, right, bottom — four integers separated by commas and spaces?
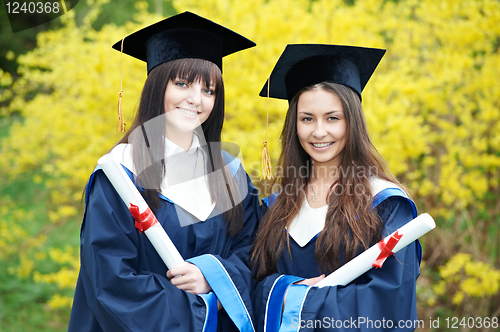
430, 253, 500, 317
34, 247, 80, 309
0, 69, 14, 116
0, 199, 29, 260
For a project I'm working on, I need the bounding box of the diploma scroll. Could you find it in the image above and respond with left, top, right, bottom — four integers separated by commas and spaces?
315, 213, 435, 288
97, 154, 185, 269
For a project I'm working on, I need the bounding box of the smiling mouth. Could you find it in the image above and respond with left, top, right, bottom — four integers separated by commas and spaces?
311, 142, 334, 148
178, 107, 200, 116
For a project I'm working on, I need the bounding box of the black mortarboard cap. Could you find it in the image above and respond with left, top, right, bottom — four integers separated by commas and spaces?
259, 44, 386, 102
112, 11, 256, 74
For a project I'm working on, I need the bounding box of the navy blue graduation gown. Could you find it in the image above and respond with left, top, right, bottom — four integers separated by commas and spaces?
69, 158, 260, 332
253, 189, 422, 332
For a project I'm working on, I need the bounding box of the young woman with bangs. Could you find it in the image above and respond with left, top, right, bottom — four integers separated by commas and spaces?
69, 12, 259, 332
251, 45, 422, 332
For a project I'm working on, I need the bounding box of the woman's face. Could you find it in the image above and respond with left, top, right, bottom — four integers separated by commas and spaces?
164, 77, 216, 136
296, 88, 347, 168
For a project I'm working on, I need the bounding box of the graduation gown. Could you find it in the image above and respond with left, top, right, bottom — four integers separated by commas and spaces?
69, 146, 260, 332
253, 180, 422, 332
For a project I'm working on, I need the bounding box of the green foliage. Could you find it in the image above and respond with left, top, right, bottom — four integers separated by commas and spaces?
0, 168, 80, 330
1, 0, 499, 329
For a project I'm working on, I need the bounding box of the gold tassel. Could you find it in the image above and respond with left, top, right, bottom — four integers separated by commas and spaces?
117, 91, 124, 132
116, 37, 126, 132
261, 140, 273, 180
261, 76, 274, 180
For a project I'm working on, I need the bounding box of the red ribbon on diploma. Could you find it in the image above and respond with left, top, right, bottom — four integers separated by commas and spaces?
372, 230, 403, 268
129, 203, 158, 233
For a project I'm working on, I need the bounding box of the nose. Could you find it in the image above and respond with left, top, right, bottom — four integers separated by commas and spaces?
312, 121, 327, 138
187, 82, 202, 106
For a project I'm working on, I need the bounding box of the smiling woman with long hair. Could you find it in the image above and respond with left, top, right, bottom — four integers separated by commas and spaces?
68, 12, 260, 332
251, 45, 422, 332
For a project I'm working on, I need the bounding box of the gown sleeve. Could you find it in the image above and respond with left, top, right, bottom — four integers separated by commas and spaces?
188, 164, 261, 332
254, 195, 422, 332
69, 170, 215, 332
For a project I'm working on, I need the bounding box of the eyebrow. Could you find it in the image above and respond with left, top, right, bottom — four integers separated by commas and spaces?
298, 111, 341, 115
173, 77, 216, 88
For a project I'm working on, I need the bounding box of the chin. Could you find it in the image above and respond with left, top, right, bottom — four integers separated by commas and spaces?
170, 122, 199, 134
180, 116, 204, 128
310, 154, 339, 165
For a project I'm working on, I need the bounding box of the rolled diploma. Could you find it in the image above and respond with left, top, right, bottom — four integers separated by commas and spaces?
315, 213, 435, 288
97, 154, 184, 269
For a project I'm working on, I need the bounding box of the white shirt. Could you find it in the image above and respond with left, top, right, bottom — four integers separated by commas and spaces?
288, 198, 328, 247
288, 177, 401, 247
110, 133, 215, 222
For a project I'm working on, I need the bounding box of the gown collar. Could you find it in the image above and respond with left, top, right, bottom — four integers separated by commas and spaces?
109, 132, 215, 222
288, 199, 328, 247
164, 132, 202, 157
287, 177, 403, 247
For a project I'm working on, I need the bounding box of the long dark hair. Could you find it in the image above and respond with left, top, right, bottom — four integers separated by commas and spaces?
116, 58, 243, 235
250, 82, 406, 280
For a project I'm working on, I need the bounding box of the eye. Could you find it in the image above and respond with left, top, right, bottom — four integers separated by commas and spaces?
175, 81, 188, 88
203, 88, 215, 95
328, 116, 340, 121
301, 117, 313, 122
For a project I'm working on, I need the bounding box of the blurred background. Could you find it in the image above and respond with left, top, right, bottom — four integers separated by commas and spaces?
1, 0, 499, 330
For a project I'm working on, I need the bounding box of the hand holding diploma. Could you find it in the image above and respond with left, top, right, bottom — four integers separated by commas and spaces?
97, 154, 185, 269
167, 264, 213, 294
315, 213, 435, 288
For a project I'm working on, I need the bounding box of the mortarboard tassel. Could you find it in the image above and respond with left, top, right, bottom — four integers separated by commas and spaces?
261, 76, 274, 180
117, 37, 126, 132
117, 91, 124, 132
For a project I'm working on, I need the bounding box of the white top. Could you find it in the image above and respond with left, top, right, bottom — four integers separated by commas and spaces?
287, 177, 402, 247
288, 199, 328, 247
109, 134, 215, 221
164, 133, 201, 158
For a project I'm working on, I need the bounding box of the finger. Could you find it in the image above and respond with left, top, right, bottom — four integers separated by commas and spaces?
171, 278, 201, 294
174, 284, 196, 294
167, 263, 191, 279
170, 275, 191, 287
217, 299, 222, 311
312, 276, 322, 282
168, 263, 190, 276
183, 288, 197, 295
309, 276, 324, 285
166, 270, 183, 279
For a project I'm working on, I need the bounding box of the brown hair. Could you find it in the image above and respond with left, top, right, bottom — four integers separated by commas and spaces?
115, 58, 243, 235
250, 82, 406, 280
